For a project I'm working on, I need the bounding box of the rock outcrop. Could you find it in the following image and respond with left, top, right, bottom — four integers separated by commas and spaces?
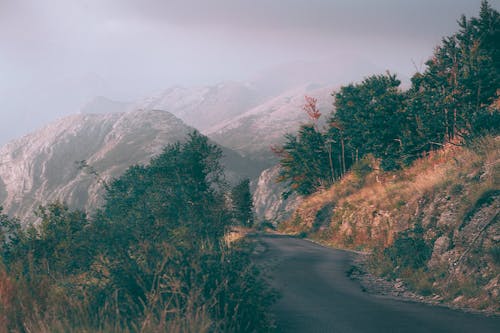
252, 165, 302, 224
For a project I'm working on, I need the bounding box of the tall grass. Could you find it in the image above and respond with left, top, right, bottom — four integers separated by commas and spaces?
0, 239, 276, 333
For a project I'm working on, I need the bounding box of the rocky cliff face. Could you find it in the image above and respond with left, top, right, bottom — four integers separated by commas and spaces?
0, 110, 243, 223
252, 165, 302, 224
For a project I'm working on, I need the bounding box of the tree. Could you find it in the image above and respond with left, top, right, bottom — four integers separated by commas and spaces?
332, 72, 406, 170
231, 178, 254, 227
35, 202, 91, 276
274, 124, 333, 196
0, 133, 276, 331
405, 0, 499, 152
0, 207, 22, 266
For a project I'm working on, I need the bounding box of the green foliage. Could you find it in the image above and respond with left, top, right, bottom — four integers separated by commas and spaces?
0, 207, 22, 265
384, 224, 432, 270
490, 246, 500, 265
351, 156, 374, 181
0, 132, 275, 332
332, 72, 406, 170
275, 124, 334, 196
276, 2, 499, 196
405, 0, 499, 154
231, 178, 254, 227
450, 183, 464, 196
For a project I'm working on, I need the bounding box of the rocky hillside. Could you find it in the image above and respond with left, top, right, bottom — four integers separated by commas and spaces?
0, 109, 262, 223
206, 84, 334, 160
0, 110, 190, 223
0, 80, 337, 224
252, 165, 302, 224
278, 136, 499, 313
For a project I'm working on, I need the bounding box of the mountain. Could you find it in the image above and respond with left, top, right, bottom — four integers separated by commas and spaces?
0, 109, 262, 223
135, 82, 266, 132
205, 84, 335, 161
80, 96, 132, 114
0, 80, 334, 224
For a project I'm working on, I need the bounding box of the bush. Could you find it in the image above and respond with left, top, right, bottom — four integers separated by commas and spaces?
384, 224, 432, 270
0, 133, 276, 332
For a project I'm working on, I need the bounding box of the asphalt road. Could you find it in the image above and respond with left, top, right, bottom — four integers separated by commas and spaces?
255, 234, 500, 333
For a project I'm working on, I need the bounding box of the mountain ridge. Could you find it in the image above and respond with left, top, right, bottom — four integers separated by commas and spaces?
0, 109, 263, 223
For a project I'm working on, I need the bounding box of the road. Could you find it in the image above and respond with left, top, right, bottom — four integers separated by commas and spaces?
254, 234, 500, 333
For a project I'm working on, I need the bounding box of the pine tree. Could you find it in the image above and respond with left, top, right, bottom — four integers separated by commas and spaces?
231, 178, 254, 227
332, 72, 406, 170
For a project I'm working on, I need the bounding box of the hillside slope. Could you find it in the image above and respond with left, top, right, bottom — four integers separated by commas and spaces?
279, 136, 499, 312
0, 110, 263, 223
0, 110, 191, 222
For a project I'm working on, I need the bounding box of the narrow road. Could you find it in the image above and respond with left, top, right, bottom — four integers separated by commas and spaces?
255, 234, 500, 333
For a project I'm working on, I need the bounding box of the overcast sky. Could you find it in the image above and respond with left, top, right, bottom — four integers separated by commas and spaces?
0, 0, 497, 145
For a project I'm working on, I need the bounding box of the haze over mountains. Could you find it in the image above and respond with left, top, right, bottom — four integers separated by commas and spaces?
0, 110, 191, 222
206, 84, 333, 159
0, 74, 338, 223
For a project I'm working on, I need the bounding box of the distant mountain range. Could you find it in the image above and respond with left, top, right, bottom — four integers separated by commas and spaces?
0, 80, 336, 223
135, 82, 267, 132
206, 84, 334, 160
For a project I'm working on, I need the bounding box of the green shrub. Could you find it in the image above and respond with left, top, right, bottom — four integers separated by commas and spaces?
384, 224, 432, 270
450, 183, 464, 196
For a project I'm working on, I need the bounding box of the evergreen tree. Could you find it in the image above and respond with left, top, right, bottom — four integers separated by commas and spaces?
275, 124, 333, 196
231, 178, 254, 227
406, 0, 499, 153
332, 72, 406, 170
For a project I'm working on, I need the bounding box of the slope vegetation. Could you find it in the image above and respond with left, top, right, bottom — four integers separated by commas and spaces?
0, 110, 263, 223
279, 136, 499, 312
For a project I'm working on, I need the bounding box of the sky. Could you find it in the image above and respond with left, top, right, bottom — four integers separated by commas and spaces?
0, 0, 498, 145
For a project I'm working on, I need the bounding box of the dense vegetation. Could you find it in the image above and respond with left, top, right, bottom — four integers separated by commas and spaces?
275, 1, 499, 196
279, 134, 499, 311
275, 1, 499, 312
0, 132, 274, 332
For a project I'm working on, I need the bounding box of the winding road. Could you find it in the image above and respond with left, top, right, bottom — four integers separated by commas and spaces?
255, 234, 500, 333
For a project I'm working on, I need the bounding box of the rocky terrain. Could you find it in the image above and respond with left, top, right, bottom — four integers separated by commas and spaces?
0, 109, 262, 223
206, 84, 334, 160
278, 137, 500, 313
252, 165, 302, 224
0, 110, 191, 222
0, 81, 337, 224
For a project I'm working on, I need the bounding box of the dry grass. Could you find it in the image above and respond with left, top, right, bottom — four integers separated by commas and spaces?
279, 135, 500, 312
281, 136, 499, 251
224, 226, 250, 246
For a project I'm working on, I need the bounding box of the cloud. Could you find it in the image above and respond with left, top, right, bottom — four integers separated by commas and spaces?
0, 0, 494, 144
